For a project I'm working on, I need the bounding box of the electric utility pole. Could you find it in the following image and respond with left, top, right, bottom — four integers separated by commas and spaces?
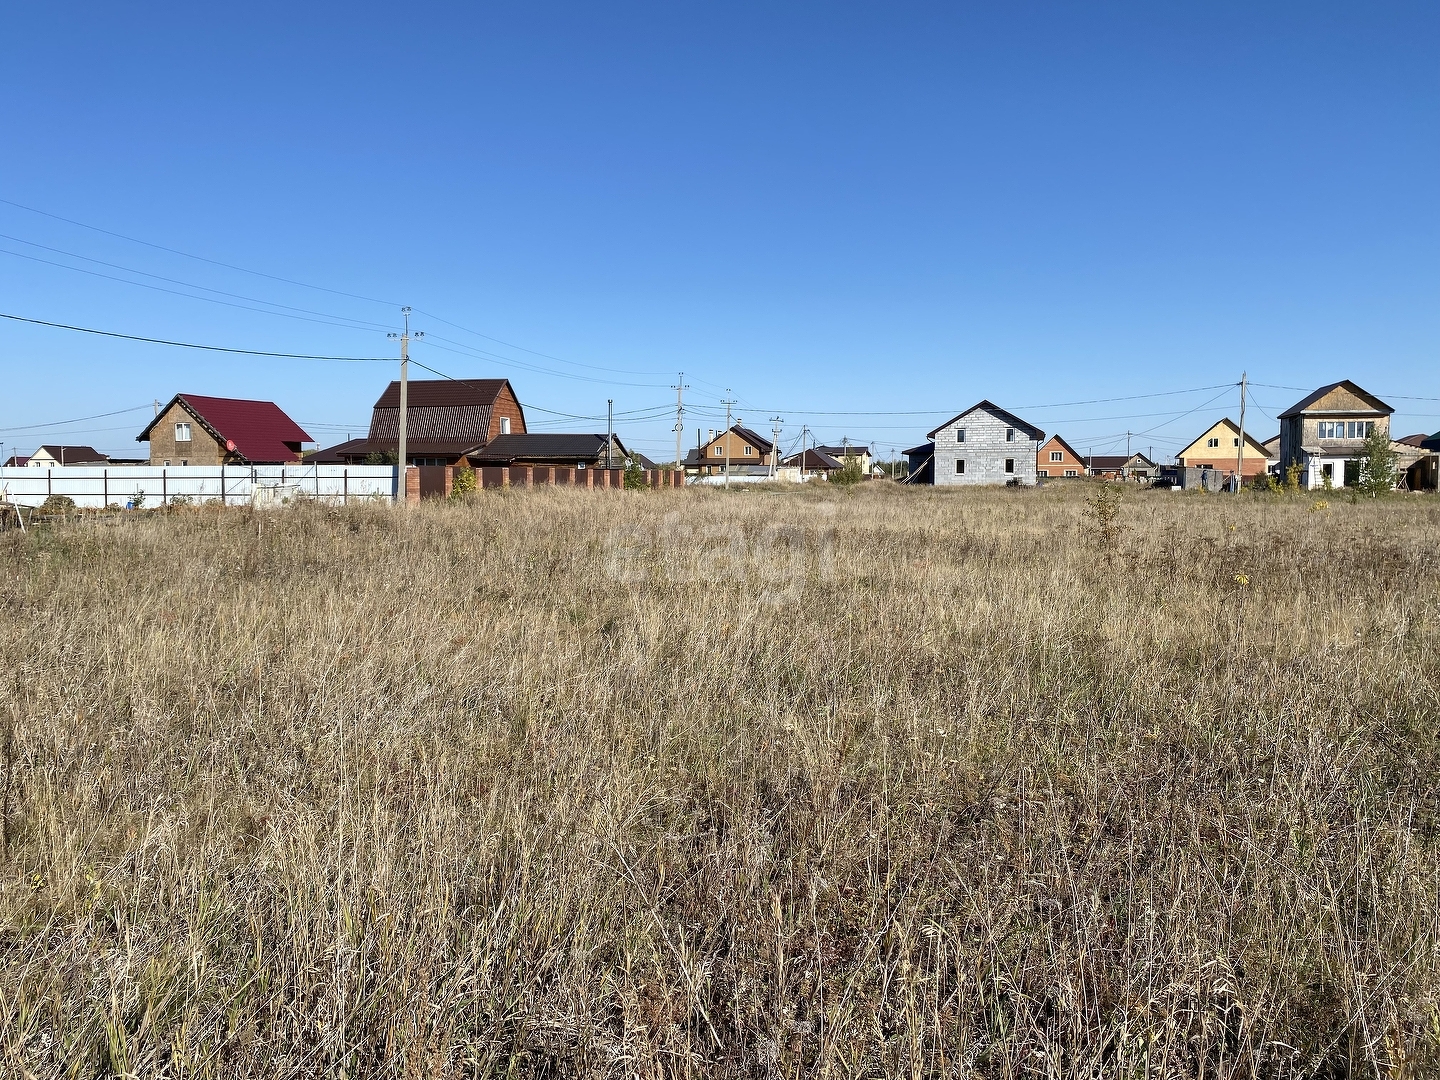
770, 416, 783, 478
722, 391, 735, 488
607, 399, 614, 469
672, 373, 688, 470
799, 426, 810, 480
387, 307, 422, 500
1234, 371, 1247, 495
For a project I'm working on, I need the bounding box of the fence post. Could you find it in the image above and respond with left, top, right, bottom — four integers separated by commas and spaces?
343, 468, 349, 504
104, 469, 108, 505
48, 469, 52, 498
162, 468, 167, 502
220, 464, 225, 505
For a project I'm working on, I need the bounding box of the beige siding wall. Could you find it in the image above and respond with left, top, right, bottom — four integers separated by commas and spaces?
147, 403, 230, 466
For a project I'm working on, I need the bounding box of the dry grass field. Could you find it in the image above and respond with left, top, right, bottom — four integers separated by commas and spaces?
1, 483, 1437, 1078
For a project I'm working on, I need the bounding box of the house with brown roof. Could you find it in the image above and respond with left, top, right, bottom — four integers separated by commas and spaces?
312, 378, 525, 466
1036, 435, 1086, 479
1394, 433, 1438, 492
27, 445, 110, 467
1085, 452, 1158, 481
137, 394, 312, 466
684, 424, 775, 477
1278, 381, 1392, 490
470, 433, 631, 469
779, 447, 845, 477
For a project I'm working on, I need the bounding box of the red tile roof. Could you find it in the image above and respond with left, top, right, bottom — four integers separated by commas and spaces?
138, 394, 312, 463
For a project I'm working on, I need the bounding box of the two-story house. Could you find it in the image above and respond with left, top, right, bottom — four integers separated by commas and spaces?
1277, 381, 1393, 489
683, 424, 775, 476
312, 379, 526, 466
926, 401, 1044, 486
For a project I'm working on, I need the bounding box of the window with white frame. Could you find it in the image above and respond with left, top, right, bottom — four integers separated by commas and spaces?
175, 422, 192, 442
1050, 450, 1063, 462
1038, 469, 1049, 477
713, 445, 723, 456
1232, 437, 1240, 447
1006, 428, 1016, 442
1064, 469, 1078, 477
1207, 437, 1219, 448
744, 445, 752, 455
500, 417, 510, 435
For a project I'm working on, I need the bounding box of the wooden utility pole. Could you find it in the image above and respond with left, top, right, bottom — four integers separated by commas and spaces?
1234, 371, 1247, 494
770, 417, 783, 479
387, 307, 422, 500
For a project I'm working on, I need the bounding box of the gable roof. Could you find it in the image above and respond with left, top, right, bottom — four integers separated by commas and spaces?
814, 444, 868, 458
470, 432, 630, 465
1176, 418, 1272, 461
902, 441, 934, 457
730, 425, 774, 452
3, 455, 29, 467
372, 378, 510, 409
1395, 433, 1431, 449
34, 445, 107, 463
926, 400, 1044, 442
782, 447, 844, 469
1086, 453, 1157, 470
1278, 380, 1392, 419
1040, 434, 1086, 462
138, 394, 312, 463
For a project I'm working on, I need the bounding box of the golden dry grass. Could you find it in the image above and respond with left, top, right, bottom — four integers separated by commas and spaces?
1, 483, 1437, 1078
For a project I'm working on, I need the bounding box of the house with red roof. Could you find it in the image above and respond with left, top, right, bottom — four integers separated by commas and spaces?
137, 394, 312, 466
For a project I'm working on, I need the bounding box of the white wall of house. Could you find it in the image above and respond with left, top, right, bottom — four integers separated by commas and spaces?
932, 407, 1041, 486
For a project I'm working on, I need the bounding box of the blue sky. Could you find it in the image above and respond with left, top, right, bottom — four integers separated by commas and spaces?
1, 1, 1436, 463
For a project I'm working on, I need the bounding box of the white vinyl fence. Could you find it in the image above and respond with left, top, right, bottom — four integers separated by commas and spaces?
0, 465, 397, 509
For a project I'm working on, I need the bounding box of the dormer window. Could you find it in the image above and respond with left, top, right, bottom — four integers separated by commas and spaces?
500, 417, 510, 435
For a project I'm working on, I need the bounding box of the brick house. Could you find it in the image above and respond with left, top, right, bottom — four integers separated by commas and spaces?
1176, 419, 1273, 485
1035, 435, 1086, 479
137, 394, 312, 466
312, 378, 526, 466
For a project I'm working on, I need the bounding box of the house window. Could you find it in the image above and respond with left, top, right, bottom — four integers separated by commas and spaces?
1038, 469, 1049, 477
1064, 469, 1077, 477
500, 417, 510, 435
713, 445, 723, 456
1232, 438, 1240, 447
1005, 458, 1015, 473
1322, 462, 1334, 481
180, 459, 188, 466
744, 445, 752, 456
1006, 428, 1015, 442
1207, 437, 1220, 448
163, 460, 171, 466
175, 423, 191, 442
1050, 451, 1063, 462
955, 459, 965, 474
955, 427, 965, 443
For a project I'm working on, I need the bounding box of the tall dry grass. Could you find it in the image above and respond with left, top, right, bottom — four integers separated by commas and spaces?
0, 483, 1437, 1078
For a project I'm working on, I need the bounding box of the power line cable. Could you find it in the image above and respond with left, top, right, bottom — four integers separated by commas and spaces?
0, 195, 398, 307
0, 233, 395, 331
0, 312, 393, 361
0, 403, 153, 435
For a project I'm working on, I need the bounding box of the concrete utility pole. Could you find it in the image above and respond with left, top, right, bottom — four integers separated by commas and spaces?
722, 391, 735, 488
672, 374, 688, 470
799, 426, 809, 480
387, 307, 422, 500
607, 399, 614, 469
769, 416, 783, 478
1235, 371, 1247, 495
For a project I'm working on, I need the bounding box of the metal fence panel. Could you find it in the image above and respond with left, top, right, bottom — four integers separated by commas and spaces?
0, 465, 398, 508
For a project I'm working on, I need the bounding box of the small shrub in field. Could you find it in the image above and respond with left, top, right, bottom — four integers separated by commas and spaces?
623, 460, 648, 490
39, 494, 75, 514
1082, 480, 1124, 555
1285, 461, 1303, 492
1357, 425, 1398, 496
830, 455, 865, 486
450, 466, 477, 498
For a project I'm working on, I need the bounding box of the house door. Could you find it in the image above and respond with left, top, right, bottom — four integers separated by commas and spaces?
1343, 459, 1360, 487
1321, 462, 1334, 484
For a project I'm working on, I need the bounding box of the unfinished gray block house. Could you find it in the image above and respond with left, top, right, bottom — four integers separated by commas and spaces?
926, 400, 1045, 486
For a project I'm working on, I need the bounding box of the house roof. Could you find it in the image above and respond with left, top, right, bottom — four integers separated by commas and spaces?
3, 455, 29, 467
309, 437, 487, 463
1176, 418, 1272, 462
926, 401, 1044, 442
372, 378, 510, 409
1278, 380, 1392, 419
814, 444, 869, 458
729, 425, 774, 452
902, 442, 934, 457
781, 448, 844, 469
1041, 434, 1087, 462
1086, 452, 1157, 470
35, 445, 107, 463
1395, 433, 1431, 449
138, 394, 312, 463
1424, 431, 1440, 452
470, 433, 630, 465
